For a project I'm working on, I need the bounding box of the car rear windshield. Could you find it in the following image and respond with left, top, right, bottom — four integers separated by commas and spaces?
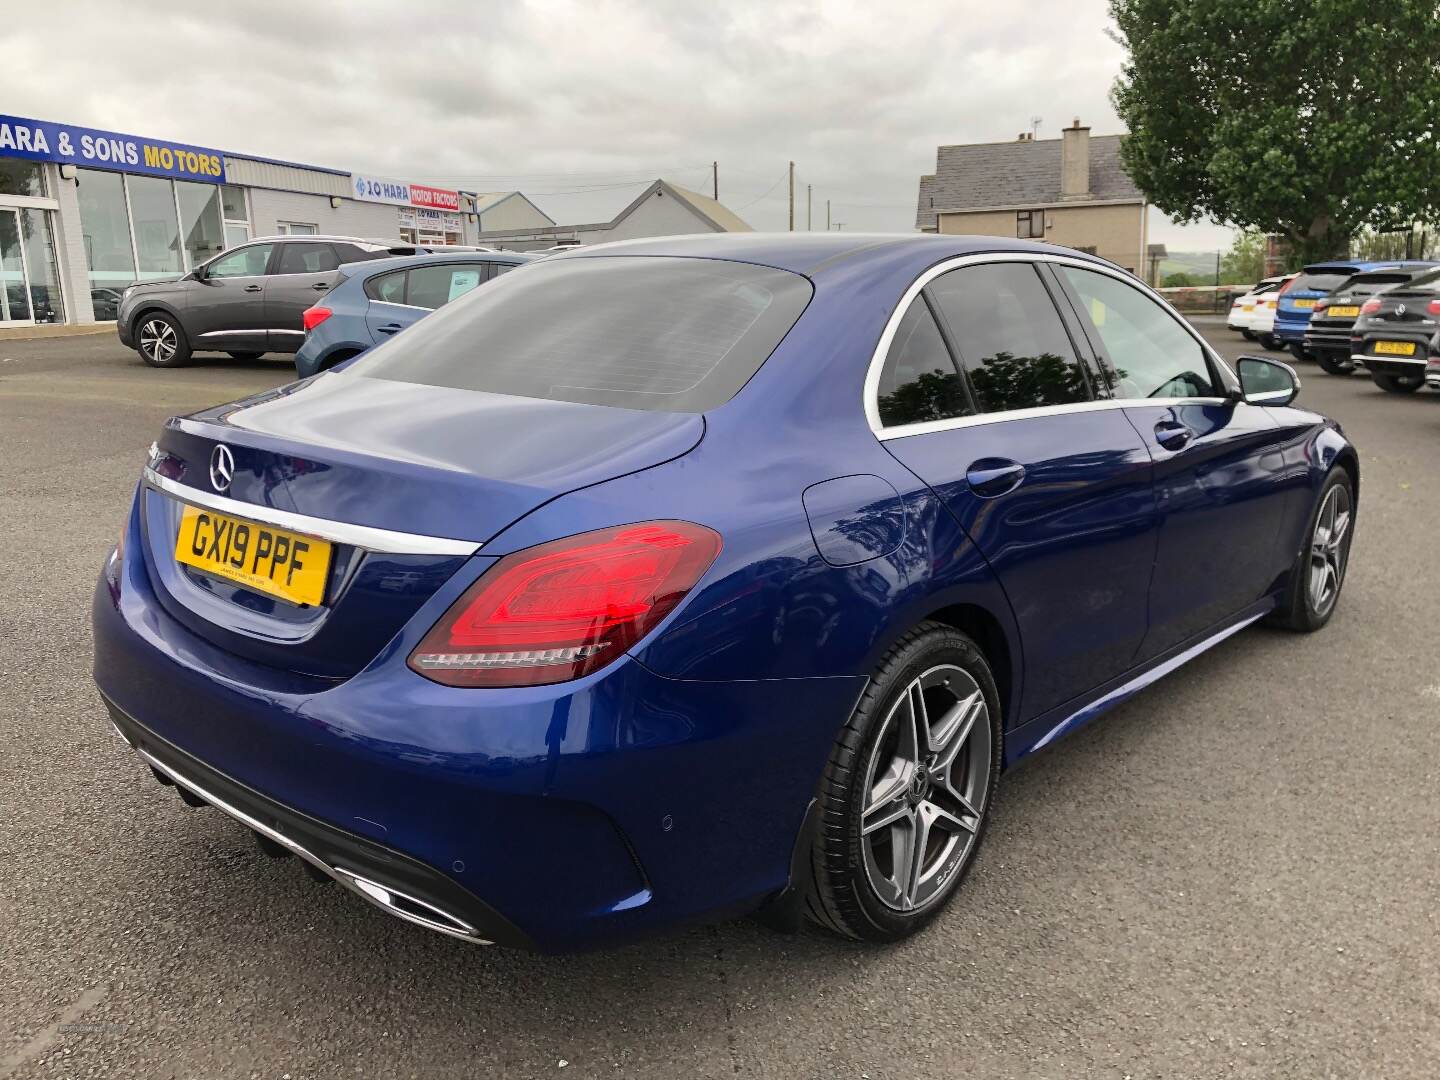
345, 256, 813, 412
1397, 267, 1440, 293
1291, 270, 1354, 293
1334, 273, 1410, 296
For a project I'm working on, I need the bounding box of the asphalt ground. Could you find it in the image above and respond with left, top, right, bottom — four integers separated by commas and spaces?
1, 327, 1437, 1079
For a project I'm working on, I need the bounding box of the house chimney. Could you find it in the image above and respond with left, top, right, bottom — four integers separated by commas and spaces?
1061, 117, 1090, 198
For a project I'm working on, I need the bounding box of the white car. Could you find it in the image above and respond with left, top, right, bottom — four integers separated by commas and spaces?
1248, 274, 1296, 351
1227, 276, 1287, 338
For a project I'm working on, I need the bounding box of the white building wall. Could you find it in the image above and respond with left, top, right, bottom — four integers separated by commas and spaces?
599, 191, 716, 243
246, 189, 402, 240
476, 196, 553, 233
47, 165, 96, 323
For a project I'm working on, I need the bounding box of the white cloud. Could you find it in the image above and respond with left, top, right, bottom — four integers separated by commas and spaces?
6, 0, 1231, 249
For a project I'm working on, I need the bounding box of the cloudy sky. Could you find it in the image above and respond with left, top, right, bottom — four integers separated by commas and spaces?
6, 0, 1232, 251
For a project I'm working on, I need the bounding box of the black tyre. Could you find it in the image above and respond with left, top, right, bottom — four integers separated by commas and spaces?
1288, 343, 1312, 364
1270, 467, 1354, 632
1373, 372, 1423, 394
1314, 351, 1354, 376
804, 623, 1001, 943
227, 351, 264, 361
136, 313, 191, 368
1260, 334, 1281, 351
1241, 329, 1257, 342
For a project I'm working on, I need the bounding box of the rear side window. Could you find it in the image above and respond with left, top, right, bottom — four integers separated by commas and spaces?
276, 243, 339, 275
1058, 266, 1218, 399
347, 256, 813, 412
407, 263, 490, 310
927, 262, 1091, 412
875, 298, 972, 428
366, 270, 407, 305
1335, 274, 1409, 296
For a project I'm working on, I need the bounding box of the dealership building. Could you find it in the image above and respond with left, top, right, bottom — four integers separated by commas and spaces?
0, 112, 555, 326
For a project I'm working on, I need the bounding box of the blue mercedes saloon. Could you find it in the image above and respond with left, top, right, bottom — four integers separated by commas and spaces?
93, 234, 1358, 952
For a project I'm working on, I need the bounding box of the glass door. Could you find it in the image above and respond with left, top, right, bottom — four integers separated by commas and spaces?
0, 209, 34, 324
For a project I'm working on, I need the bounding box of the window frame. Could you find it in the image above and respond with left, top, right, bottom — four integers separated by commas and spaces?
1016, 210, 1046, 239
863, 253, 1237, 441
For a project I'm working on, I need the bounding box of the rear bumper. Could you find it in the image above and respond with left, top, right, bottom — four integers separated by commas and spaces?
1302, 325, 1353, 354
1274, 314, 1312, 343
105, 695, 529, 947
92, 510, 862, 951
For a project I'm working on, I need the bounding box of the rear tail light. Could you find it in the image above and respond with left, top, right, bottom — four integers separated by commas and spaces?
1360, 299, 1382, 315
1427, 299, 1440, 316
1314, 298, 1329, 311
301, 306, 332, 332
408, 521, 722, 687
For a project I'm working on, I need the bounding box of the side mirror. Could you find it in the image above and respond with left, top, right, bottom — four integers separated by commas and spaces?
1236, 354, 1300, 406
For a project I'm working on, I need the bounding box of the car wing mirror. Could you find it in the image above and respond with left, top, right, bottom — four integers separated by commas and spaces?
1236, 354, 1300, 406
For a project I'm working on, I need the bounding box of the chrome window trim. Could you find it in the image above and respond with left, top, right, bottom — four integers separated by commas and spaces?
863, 251, 1236, 439
197, 329, 264, 338
142, 467, 481, 556
369, 298, 433, 313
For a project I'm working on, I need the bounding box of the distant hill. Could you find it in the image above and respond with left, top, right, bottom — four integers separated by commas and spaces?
1158, 252, 1223, 283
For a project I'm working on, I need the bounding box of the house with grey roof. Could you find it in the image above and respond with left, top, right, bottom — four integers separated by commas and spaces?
473, 179, 752, 250
916, 120, 1148, 274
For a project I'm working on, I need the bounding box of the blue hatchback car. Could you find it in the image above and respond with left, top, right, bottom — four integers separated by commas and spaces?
1273, 259, 1436, 360
293, 250, 535, 377
94, 234, 1358, 952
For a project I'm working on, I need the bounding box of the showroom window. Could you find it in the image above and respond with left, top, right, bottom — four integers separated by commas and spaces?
75, 168, 139, 296
75, 167, 229, 306
277, 222, 318, 235
19, 209, 64, 323
221, 184, 250, 249
177, 181, 225, 267
0, 160, 46, 198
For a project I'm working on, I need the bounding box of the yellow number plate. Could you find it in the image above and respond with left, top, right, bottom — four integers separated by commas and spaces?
1293, 298, 1316, 309
1374, 340, 1417, 356
1242, 303, 1255, 312
1328, 305, 1360, 317
174, 505, 332, 606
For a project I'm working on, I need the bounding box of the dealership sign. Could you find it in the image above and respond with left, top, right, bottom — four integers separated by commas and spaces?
0, 113, 226, 182
351, 172, 461, 211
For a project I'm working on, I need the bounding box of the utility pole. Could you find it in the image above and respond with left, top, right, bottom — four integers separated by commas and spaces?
712, 161, 718, 202
787, 161, 795, 231
826, 199, 831, 231
807, 184, 812, 230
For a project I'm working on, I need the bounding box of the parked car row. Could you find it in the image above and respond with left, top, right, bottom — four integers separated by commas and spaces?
1229, 259, 1440, 394
115, 235, 535, 370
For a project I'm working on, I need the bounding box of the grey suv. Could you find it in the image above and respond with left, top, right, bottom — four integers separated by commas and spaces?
116, 236, 424, 367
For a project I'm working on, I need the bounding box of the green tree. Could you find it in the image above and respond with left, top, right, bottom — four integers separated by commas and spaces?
1221, 231, 1266, 284
1109, 1, 1440, 266
1161, 271, 1197, 288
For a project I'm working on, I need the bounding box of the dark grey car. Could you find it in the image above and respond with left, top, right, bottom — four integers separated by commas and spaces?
115, 236, 423, 367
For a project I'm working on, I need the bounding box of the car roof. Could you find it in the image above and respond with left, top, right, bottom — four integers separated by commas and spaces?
1302, 259, 1438, 272
546, 232, 1121, 280
340, 250, 538, 279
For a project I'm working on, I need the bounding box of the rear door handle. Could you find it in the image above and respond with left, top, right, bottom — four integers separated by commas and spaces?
376, 323, 404, 335
243, 284, 262, 293
1154, 419, 1193, 451
311, 282, 330, 291
966, 458, 1026, 498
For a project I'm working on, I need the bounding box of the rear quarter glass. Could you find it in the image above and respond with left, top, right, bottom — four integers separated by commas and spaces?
343, 256, 813, 413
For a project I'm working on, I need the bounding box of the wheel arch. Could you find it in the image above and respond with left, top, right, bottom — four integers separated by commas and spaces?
919, 602, 1016, 734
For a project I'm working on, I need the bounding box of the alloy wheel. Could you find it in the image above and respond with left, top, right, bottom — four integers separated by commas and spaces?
860, 664, 991, 912
139, 319, 177, 364
1309, 484, 1352, 616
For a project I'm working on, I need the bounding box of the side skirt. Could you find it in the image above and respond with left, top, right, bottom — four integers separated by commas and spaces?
1003, 598, 1276, 768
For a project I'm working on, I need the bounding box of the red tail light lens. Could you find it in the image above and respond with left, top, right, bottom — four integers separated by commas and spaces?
301, 306, 332, 332
1360, 299, 1382, 315
1314, 298, 1329, 311
1427, 299, 1440, 316
409, 521, 722, 687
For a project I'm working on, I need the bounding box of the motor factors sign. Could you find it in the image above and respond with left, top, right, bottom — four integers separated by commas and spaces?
351, 172, 461, 211
0, 113, 226, 182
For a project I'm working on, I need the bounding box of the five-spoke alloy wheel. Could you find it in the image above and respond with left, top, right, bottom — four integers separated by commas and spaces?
805, 623, 1001, 942
1308, 482, 1352, 619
